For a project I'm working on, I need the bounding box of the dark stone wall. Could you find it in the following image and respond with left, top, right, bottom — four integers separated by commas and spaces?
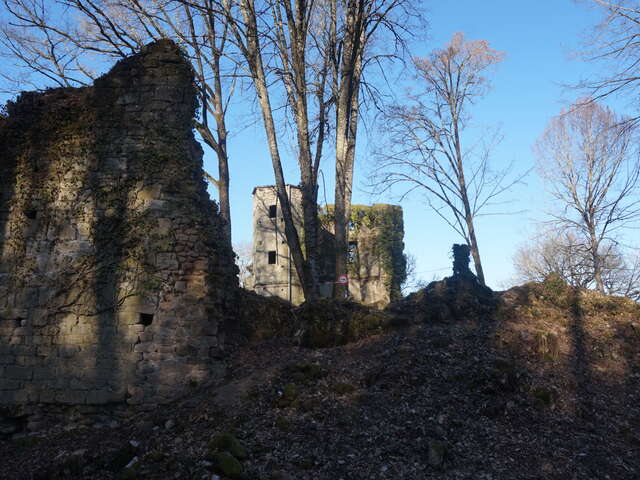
0, 40, 238, 417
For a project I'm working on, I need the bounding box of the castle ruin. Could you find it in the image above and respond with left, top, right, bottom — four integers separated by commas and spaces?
251, 186, 406, 307
0, 40, 238, 421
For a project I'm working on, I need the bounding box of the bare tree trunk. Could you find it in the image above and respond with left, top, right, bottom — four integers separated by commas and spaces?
588, 227, 605, 293
333, 0, 363, 298
463, 209, 485, 285
453, 119, 486, 286
232, 0, 317, 300
280, 0, 321, 299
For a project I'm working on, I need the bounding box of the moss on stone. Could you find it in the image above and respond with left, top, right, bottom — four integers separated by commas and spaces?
295, 298, 392, 348
209, 432, 248, 460
330, 382, 356, 395
274, 415, 292, 431
212, 451, 243, 478
275, 383, 299, 408
319, 204, 406, 301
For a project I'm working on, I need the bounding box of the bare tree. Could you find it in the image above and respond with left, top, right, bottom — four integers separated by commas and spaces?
534, 99, 640, 293
604, 250, 640, 300
0, 0, 236, 245
514, 229, 640, 300
233, 240, 254, 288
219, 0, 327, 300
513, 230, 598, 288
372, 32, 511, 286
221, 0, 418, 301
400, 252, 427, 295
329, 0, 417, 298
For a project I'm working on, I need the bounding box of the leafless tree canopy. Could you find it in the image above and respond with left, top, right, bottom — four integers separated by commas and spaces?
372, 32, 518, 286
579, 1, 640, 119
514, 229, 640, 301
534, 99, 640, 294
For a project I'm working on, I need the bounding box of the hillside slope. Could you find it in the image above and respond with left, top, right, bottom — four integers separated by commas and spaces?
2, 278, 639, 479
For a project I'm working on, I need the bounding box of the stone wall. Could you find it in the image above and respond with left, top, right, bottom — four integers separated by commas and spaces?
0, 40, 238, 417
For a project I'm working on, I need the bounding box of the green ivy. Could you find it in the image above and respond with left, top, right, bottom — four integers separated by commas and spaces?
319, 204, 406, 301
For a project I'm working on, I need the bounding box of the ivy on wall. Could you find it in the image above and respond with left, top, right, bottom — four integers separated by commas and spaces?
319, 204, 407, 301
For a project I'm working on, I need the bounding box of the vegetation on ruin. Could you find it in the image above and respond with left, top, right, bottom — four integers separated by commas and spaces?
320, 204, 407, 301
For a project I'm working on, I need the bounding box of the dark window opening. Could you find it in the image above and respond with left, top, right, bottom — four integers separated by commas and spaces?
25, 209, 37, 220
268, 251, 277, 264
138, 313, 154, 326
268, 205, 277, 218
348, 241, 358, 264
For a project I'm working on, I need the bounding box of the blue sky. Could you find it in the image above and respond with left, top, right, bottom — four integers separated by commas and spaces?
1, 1, 632, 290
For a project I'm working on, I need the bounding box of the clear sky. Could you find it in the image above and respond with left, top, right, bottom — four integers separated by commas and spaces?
0, 1, 632, 291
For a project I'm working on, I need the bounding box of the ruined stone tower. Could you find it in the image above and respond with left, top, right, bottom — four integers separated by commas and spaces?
251, 185, 305, 305
250, 185, 406, 307
0, 40, 238, 415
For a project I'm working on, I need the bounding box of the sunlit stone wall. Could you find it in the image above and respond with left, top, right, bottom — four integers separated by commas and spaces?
0, 40, 237, 411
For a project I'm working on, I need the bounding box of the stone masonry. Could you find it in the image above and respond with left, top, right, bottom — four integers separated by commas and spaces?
251, 185, 305, 305
251, 185, 405, 307
0, 40, 238, 416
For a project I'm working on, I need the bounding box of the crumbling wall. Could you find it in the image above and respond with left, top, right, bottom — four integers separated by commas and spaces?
0, 40, 238, 415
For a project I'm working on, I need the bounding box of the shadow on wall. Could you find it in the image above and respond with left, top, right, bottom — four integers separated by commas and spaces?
0, 39, 238, 414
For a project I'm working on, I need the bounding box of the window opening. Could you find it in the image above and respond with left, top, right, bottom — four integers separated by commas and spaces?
138, 313, 154, 326
268, 251, 277, 264
268, 205, 277, 218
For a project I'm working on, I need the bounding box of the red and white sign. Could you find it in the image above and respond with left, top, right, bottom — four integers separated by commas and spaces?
337, 274, 349, 285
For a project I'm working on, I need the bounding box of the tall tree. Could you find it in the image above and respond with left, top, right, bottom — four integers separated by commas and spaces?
220, 0, 325, 300
0, 0, 236, 245
372, 32, 509, 286
534, 99, 640, 293
330, 0, 415, 298
221, 0, 417, 300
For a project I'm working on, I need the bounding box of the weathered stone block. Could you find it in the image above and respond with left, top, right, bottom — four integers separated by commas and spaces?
56, 390, 86, 404
0, 355, 15, 365
86, 389, 125, 404
0, 390, 29, 403
32, 366, 55, 380
15, 356, 41, 366
133, 342, 154, 353
35, 345, 55, 356
0, 379, 21, 390
58, 345, 80, 358
5, 365, 33, 380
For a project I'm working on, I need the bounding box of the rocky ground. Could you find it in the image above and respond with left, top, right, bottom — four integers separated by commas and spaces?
1, 277, 639, 479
